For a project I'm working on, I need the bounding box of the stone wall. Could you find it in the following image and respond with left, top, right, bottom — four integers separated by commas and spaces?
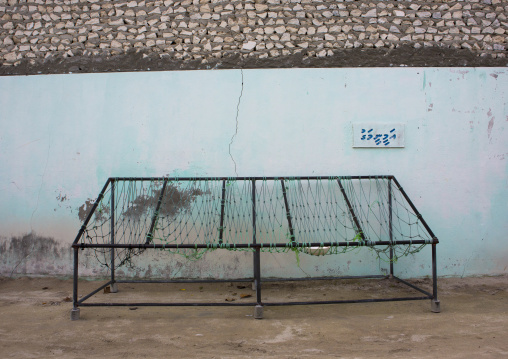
1, 0, 507, 74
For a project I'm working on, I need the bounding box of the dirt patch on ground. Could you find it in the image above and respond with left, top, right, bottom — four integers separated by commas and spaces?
0, 275, 507, 358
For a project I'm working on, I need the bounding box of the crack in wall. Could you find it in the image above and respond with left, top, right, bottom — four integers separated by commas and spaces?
229, 69, 243, 177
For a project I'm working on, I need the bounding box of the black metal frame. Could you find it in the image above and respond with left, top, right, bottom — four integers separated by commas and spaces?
71, 175, 439, 317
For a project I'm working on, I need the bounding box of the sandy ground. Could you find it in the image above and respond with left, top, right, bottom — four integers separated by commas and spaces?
0, 275, 507, 359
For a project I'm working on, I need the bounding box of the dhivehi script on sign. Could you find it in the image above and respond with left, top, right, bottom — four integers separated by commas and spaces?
352, 123, 405, 148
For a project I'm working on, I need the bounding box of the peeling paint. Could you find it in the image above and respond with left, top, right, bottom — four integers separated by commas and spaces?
56, 193, 68, 202
123, 185, 205, 220
78, 198, 95, 221
450, 107, 477, 114
488, 118, 495, 140
54, 191, 73, 213
487, 109, 495, 141
450, 69, 470, 79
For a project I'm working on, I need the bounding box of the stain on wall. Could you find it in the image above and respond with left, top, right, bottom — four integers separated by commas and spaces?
0, 232, 72, 276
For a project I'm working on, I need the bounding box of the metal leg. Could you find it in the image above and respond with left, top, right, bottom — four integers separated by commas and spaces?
389, 249, 394, 277
254, 250, 261, 301
253, 249, 263, 319
252, 179, 263, 319
219, 179, 226, 245
388, 179, 394, 277
431, 243, 441, 313
110, 180, 116, 292
71, 247, 80, 320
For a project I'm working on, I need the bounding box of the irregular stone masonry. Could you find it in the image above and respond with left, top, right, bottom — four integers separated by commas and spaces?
0, 0, 507, 71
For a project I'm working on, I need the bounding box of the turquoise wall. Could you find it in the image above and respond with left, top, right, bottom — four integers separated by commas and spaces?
0, 68, 506, 278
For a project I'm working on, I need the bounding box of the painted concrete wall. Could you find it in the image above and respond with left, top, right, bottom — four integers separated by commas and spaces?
0, 68, 507, 278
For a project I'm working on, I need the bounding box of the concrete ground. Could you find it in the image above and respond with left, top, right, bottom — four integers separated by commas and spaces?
0, 275, 507, 358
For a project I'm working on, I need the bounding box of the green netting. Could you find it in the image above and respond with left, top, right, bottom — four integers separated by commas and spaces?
80, 177, 433, 269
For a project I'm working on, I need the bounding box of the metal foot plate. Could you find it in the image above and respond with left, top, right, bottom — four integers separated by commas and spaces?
254, 305, 263, 319
431, 300, 441, 313
70, 308, 80, 321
